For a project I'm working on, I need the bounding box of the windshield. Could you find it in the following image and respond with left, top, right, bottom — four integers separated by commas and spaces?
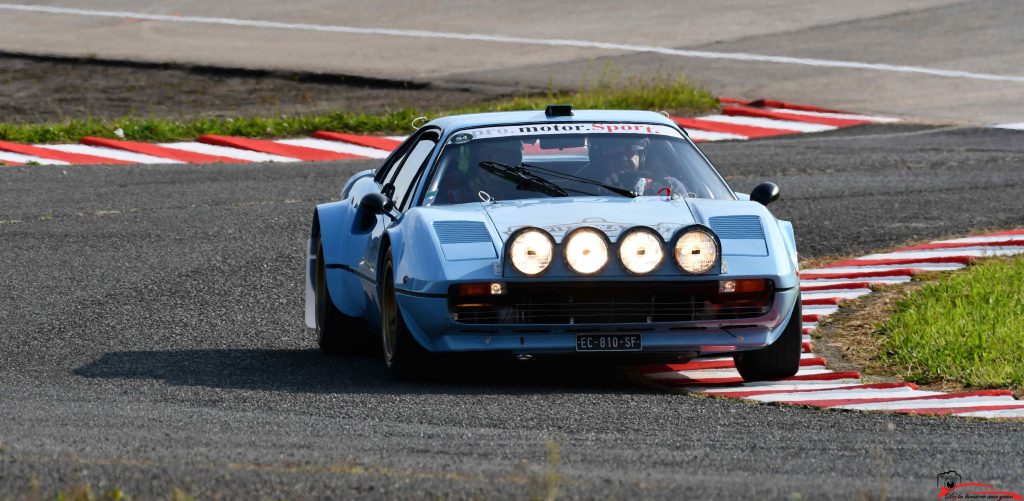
422, 122, 734, 206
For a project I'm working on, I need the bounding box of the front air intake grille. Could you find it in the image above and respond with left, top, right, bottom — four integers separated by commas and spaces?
449, 281, 774, 325
709, 215, 764, 240
433, 221, 491, 244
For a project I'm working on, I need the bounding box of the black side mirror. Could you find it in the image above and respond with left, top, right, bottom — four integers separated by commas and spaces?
749, 182, 780, 206
356, 192, 394, 233
360, 192, 393, 215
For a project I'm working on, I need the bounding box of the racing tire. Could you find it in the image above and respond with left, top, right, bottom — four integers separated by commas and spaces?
380, 248, 430, 379
733, 298, 802, 382
314, 241, 366, 356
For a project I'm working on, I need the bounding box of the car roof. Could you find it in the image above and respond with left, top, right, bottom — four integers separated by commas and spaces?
424, 109, 681, 132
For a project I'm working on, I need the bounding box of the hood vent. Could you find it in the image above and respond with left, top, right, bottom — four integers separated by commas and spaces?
709, 215, 764, 240
433, 221, 492, 244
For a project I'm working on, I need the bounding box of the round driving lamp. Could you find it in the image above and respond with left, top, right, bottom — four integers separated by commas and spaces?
674, 228, 718, 274
508, 228, 554, 276
563, 228, 609, 275
618, 228, 664, 274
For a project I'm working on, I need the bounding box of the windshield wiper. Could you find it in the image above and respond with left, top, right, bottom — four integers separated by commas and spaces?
516, 162, 636, 198
479, 161, 569, 198
479, 161, 636, 199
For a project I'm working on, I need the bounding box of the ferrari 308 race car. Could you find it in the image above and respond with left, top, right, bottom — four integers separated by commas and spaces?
305, 105, 802, 380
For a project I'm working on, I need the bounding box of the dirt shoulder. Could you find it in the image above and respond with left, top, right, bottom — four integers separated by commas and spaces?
0, 52, 502, 123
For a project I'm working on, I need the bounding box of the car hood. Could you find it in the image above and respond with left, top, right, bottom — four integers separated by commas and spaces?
481, 196, 723, 243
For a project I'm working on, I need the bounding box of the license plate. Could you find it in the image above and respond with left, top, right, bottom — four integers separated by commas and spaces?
575, 334, 642, 352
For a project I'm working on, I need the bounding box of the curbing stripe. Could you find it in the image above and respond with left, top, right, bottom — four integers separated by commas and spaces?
276, 138, 391, 159
0, 140, 133, 165
697, 115, 837, 133
800, 281, 872, 292
800, 268, 918, 280
822, 255, 975, 268
807, 263, 965, 274
159, 142, 291, 163
892, 239, 1024, 252
803, 289, 872, 301
763, 107, 901, 123
723, 105, 870, 127
38, 144, 183, 164
198, 135, 361, 162
684, 129, 748, 142
312, 131, 405, 151
672, 116, 797, 139
957, 408, 1024, 418
801, 277, 911, 288
802, 297, 842, 306
936, 235, 1024, 244
0, 150, 69, 165
81, 136, 246, 164
984, 229, 1024, 237
742, 98, 845, 114
706, 382, 918, 398
636, 356, 825, 374
861, 248, 1024, 261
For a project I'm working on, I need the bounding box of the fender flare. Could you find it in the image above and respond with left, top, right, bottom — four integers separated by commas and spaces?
306, 201, 364, 323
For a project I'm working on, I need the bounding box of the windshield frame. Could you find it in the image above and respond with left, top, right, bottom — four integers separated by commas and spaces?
412, 120, 736, 208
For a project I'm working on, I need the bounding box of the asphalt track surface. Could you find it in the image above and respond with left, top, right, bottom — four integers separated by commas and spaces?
2, 124, 1024, 499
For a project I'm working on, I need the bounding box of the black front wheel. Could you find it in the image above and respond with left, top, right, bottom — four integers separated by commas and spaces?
733, 298, 802, 382
380, 248, 430, 379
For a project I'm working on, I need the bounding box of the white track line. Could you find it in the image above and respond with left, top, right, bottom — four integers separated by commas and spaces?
2, 3, 1024, 84
0, 151, 69, 165
385, 136, 410, 142
685, 129, 748, 142
36, 144, 182, 164
992, 123, 1024, 130
276, 138, 390, 159
763, 108, 901, 123
159, 142, 299, 163
697, 115, 837, 133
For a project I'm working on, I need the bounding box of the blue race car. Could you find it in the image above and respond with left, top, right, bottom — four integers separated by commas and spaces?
305, 105, 801, 380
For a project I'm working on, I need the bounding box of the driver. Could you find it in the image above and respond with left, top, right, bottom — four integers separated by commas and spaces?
593, 137, 649, 192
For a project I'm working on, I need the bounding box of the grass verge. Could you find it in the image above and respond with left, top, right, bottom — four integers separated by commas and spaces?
877, 256, 1024, 392
0, 74, 717, 144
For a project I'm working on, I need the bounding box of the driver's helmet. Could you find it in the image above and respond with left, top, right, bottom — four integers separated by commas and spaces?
591, 136, 648, 177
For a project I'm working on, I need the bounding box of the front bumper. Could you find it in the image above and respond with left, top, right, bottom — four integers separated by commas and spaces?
396, 286, 799, 356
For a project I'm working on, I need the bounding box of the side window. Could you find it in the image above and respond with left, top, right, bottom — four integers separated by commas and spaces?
386, 133, 438, 210
374, 142, 411, 185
